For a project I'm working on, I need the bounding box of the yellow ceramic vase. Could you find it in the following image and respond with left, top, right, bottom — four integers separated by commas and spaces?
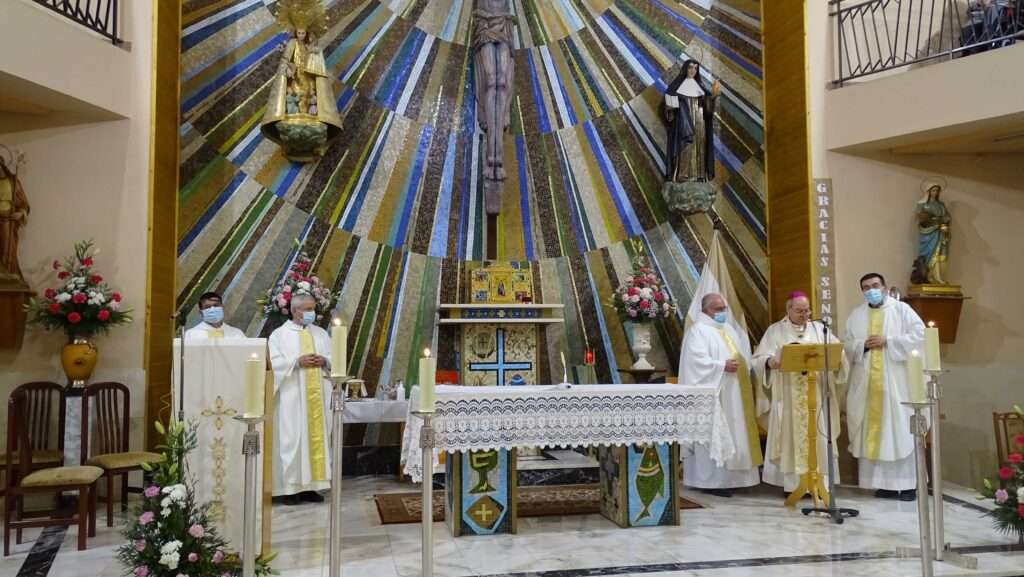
61, 337, 97, 387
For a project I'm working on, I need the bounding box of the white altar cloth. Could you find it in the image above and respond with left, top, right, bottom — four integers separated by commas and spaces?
401, 384, 732, 482
344, 399, 409, 423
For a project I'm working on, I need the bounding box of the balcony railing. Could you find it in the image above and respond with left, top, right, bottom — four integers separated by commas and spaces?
32, 0, 121, 44
831, 0, 1023, 85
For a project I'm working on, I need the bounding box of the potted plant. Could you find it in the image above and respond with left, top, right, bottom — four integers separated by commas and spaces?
25, 240, 131, 386
979, 405, 1024, 545
610, 241, 676, 370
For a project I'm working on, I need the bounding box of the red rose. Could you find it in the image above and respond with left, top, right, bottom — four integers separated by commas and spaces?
44, 288, 56, 299
627, 287, 638, 297
639, 300, 650, 310
57, 271, 70, 280
90, 274, 103, 284
655, 291, 664, 302
296, 263, 309, 272
97, 310, 111, 321
48, 303, 61, 314
82, 257, 94, 266
52, 260, 61, 270
999, 466, 1014, 480
72, 293, 87, 304
1015, 434, 1024, 447
111, 292, 121, 302
1009, 453, 1023, 464
67, 312, 82, 324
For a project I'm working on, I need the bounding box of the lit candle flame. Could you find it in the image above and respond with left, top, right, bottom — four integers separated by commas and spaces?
333, 317, 342, 326
928, 321, 936, 328
423, 348, 431, 358
250, 353, 259, 360
911, 349, 920, 357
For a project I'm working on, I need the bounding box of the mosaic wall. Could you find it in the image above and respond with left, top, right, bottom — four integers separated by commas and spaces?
177, 0, 768, 386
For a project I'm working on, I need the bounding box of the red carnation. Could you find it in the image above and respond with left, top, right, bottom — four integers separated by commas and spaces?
48, 303, 61, 314
1015, 434, 1024, 446
52, 260, 61, 270
639, 300, 650, 310
67, 312, 82, 324
627, 287, 638, 296
111, 293, 121, 302
44, 288, 56, 299
296, 262, 309, 272
97, 309, 111, 321
1009, 453, 1023, 465
999, 466, 1014, 480
57, 271, 70, 280
90, 274, 103, 284
82, 257, 94, 266
72, 293, 87, 304
655, 291, 664, 302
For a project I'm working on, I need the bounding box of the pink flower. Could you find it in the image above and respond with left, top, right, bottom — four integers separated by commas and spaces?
188, 552, 199, 562
138, 511, 154, 525
1009, 453, 1023, 464
1015, 434, 1024, 446
639, 300, 650, 310
134, 539, 146, 552
188, 524, 205, 538
999, 467, 1014, 480
134, 566, 149, 577
144, 485, 160, 498
283, 284, 292, 293
111, 292, 122, 302
996, 489, 1009, 504
72, 292, 87, 304
627, 287, 638, 297
212, 551, 224, 564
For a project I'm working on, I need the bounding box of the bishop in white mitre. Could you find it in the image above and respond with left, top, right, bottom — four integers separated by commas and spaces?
268, 293, 332, 505
184, 291, 246, 339
753, 291, 848, 494
844, 273, 925, 501
679, 293, 762, 496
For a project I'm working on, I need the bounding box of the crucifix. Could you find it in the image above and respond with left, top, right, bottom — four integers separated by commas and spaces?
468, 328, 531, 385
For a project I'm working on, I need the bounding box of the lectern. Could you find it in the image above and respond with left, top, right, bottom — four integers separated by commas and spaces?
779, 342, 842, 508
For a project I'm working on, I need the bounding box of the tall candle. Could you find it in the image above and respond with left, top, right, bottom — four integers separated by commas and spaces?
907, 350, 925, 403
924, 321, 941, 371
331, 318, 348, 378
418, 348, 436, 412
244, 353, 264, 416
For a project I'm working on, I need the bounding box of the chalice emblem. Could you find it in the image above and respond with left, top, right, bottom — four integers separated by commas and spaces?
469, 450, 499, 494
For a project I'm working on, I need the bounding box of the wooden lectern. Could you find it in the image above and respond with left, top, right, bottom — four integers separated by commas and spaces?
779, 342, 843, 508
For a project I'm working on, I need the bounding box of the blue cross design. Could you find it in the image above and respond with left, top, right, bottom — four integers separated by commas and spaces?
469, 328, 532, 386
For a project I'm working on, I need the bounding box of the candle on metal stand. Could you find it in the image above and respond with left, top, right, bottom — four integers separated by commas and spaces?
924, 321, 941, 371
244, 353, 264, 416
418, 348, 436, 412
331, 318, 348, 378
908, 350, 925, 403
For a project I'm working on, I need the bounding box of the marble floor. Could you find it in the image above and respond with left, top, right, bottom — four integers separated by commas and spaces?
2, 477, 1023, 577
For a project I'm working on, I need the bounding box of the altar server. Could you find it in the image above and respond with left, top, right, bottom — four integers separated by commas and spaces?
844, 273, 925, 501
679, 292, 762, 496
184, 292, 246, 339
268, 293, 332, 505
754, 291, 848, 494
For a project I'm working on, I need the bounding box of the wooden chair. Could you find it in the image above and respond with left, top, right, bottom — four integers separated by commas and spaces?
993, 410, 1024, 467
4, 388, 101, 556
81, 382, 161, 527
0, 383, 65, 499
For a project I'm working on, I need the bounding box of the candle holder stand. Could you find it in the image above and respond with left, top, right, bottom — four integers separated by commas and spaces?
411, 410, 436, 577
232, 414, 265, 577
895, 401, 936, 577
328, 375, 353, 577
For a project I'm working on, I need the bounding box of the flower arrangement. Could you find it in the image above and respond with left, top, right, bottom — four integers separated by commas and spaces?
259, 252, 333, 322
25, 240, 132, 340
610, 242, 676, 322
117, 420, 275, 577
979, 405, 1024, 544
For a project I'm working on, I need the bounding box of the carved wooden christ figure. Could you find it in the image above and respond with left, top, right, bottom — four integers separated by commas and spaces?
473, 0, 515, 215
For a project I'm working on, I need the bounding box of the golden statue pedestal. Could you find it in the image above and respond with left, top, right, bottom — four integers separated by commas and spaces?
905, 285, 966, 344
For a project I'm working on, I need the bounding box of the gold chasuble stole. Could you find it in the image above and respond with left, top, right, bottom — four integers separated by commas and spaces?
865, 309, 885, 459
719, 328, 764, 466
299, 329, 328, 481
208, 328, 224, 339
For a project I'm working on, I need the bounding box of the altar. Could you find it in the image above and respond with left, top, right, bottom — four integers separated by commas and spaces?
401, 384, 728, 536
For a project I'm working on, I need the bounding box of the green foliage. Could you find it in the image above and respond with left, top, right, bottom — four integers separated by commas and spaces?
977, 408, 1024, 543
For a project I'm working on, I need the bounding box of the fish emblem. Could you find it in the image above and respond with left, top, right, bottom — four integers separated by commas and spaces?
634, 445, 665, 521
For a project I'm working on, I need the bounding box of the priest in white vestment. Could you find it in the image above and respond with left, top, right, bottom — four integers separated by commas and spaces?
754, 291, 848, 494
844, 273, 925, 501
268, 293, 333, 505
184, 291, 246, 339
679, 293, 762, 496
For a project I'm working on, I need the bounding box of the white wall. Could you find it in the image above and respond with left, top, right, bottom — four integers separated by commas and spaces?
0, 1, 154, 453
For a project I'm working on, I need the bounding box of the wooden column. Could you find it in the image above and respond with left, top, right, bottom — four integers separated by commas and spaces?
762, 0, 814, 319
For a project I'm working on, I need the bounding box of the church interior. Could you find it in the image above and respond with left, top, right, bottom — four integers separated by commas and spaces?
1, 0, 1024, 576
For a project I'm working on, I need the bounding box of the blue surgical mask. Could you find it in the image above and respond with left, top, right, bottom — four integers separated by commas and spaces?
713, 311, 728, 324
301, 310, 316, 325
864, 288, 884, 306
201, 306, 224, 325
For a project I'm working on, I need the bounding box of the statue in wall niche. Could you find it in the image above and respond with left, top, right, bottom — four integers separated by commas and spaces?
661, 59, 720, 216
260, 0, 342, 162
0, 146, 29, 285
911, 178, 952, 285
472, 0, 515, 215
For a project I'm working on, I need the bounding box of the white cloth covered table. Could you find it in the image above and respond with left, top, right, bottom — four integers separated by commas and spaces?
401, 384, 732, 482
343, 399, 409, 423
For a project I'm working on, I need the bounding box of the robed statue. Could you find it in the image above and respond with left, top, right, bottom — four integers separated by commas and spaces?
473, 0, 515, 215
911, 178, 951, 285
663, 59, 719, 183
261, 0, 342, 162
0, 146, 29, 285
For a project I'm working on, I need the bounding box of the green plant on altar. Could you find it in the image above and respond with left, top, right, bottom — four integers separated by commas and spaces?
116, 420, 276, 577
24, 240, 132, 340
609, 239, 676, 323
978, 404, 1024, 545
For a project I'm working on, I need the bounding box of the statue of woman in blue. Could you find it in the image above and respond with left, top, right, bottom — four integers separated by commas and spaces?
911, 179, 951, 285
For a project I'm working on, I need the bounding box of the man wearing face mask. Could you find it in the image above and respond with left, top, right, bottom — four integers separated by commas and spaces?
679, 293, 762, 497
184, 292, 246, 340
844, 273, 925, 501
267, 293, 333, 505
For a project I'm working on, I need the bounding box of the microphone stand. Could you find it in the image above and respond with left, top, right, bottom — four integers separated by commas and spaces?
174, 312, 186, 422
802, 318, 859, 523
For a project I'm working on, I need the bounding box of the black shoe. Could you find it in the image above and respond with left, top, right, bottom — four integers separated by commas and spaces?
300, 491, 325, 503
874, 489, 899, 499
899, 489, 917, 502
702, 488, 734, 498
272, 494, 302, 506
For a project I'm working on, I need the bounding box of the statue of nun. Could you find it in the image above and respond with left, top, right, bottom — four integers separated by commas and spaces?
662, 59, 720, 183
